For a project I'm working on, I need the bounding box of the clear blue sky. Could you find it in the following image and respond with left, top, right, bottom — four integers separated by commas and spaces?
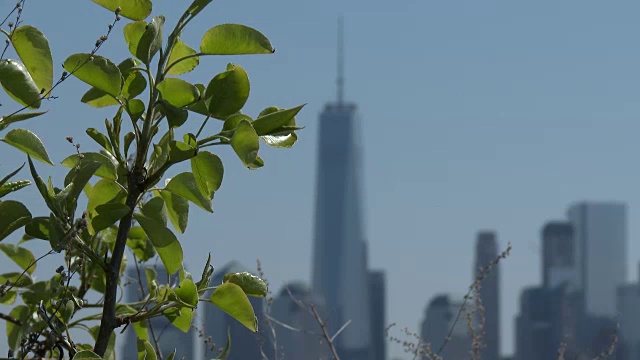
2, 0, 640, 358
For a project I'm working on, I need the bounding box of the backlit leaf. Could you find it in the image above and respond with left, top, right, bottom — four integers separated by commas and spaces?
134, 214, 183, 275
165, 172, 213, 212
200, 24, 274, 55
2, 128, 52, 165
205, 64, 250, 119
12, 26, 53, 93
64, 54, 122, 97
0, 200, 32, 242
0, 244, 36, 274
91, 0, 152, 21
0, 59, 41, 108
209, 282, 257, 332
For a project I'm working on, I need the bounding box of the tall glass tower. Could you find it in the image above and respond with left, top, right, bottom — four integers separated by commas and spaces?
311, 17, 371, 359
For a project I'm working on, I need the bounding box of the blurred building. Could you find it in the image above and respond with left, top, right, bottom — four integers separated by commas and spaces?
567, 202, 627, 317
121, 266, 196, 359
420, 294, 470, 360
541, 221, 575, 289
311, 18, 371, 360
269, 282, 331, 359
369, 270, 387, 360
474, 231, 500, 360
514, 285, 579, 360
203, 261, 270, 360
617, 263, 640, 360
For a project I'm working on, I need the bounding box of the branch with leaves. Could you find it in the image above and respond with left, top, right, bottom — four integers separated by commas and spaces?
0, 0, 304, 359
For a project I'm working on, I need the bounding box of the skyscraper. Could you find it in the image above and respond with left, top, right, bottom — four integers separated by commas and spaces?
567, 202, 627, 317
541, 221, 574, 289
311, 17, 371, 359
474, 231, 500, 360
420, 294, 471, 360
369, 270, 387, 360
270, 282, 331, 359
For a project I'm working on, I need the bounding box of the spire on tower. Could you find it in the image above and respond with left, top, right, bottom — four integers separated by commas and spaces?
337, 16, 344, 105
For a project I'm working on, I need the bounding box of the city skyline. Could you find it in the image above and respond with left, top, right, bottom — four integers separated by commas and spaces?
4, 2, 640, 358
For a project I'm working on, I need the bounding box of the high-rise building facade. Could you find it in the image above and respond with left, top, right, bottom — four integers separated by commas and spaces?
541, 221, 575, 289
474, 231, 500, 360
311, 18, 371, 359
616, 263, 640, 360
567, 202, 627, 317
270, 282, 331, 359
420, 294, 470, 360
369, 270, 387, 360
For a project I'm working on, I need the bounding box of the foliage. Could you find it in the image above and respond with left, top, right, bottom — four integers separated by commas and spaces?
0, 0, 301, 358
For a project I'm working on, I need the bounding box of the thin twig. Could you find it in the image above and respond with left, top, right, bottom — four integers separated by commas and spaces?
310, 304, 340, 360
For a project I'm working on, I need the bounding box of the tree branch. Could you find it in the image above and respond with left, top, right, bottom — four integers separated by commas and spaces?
0, 311, 22, 325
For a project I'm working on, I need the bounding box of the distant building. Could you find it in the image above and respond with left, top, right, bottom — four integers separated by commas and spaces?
541, 221, 575, 289
369, 270, 387, 360
514, 285, 579, 360
567, 202, 627, 317
270, 282, 331, 359
420, 294, 470, 360
311, 18, 371, 360
121, 266, 196, 359
474, 231, 500, 360
203, 261, 270, 360
617, 263, 640, 360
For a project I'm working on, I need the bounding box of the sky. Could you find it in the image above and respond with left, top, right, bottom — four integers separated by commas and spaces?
2, 0, 640, 358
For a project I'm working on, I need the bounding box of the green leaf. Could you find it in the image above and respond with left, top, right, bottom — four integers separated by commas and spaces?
200, 24, 274, 55
0, 291, 17, 305
0, 59, 41, 108
141, 196, 167, 226
123, 16, 165, 65
222, 113, 253, 133
134, 214, 183, 275
0, 111, 47, 131
6, 305, 30, 350
163, 306, 193, 332
176, 278, 198, 306
205, 64, 250, 120
122, 70, 147, 100
86, 128, 114, 154
158, 190, 188, 233
209, 282, 257, 332
166, 39, 199, 75
191, 150, 223, 199
0, 200, 32, 242
48, 213, 66, 252
0, 272, 32, 287
168, 141, 197, 165
126, 226, 155, 261
92, 203, 130, 232
137, 339, 157, 360
91, 0, 152, 21
166, 350, 176, 360
126, 99, 146, 121
64, 54, 122, 97
2, 128, 52, 164
185, 84, 208, 116
252, 104, 304, 136
0, 180, 31, 198
165, 172, 213, 212
157, 78, 199, 108
87, 179, 125, 212
81, 58, 143, 108
72, 350, 103, 359
56, 161, 103, 210
0, 244, 35, 274
187, 0, 213, 17
222, 272, 268, 298
124, 132, 135, 158
25, 217, 49, 240
12, 25, 53, 93
61, 152, 117, 180
132, 320, 149, 342
0, 163, 25, 188
159, 101, 188, 128
230, 120, 262, 169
